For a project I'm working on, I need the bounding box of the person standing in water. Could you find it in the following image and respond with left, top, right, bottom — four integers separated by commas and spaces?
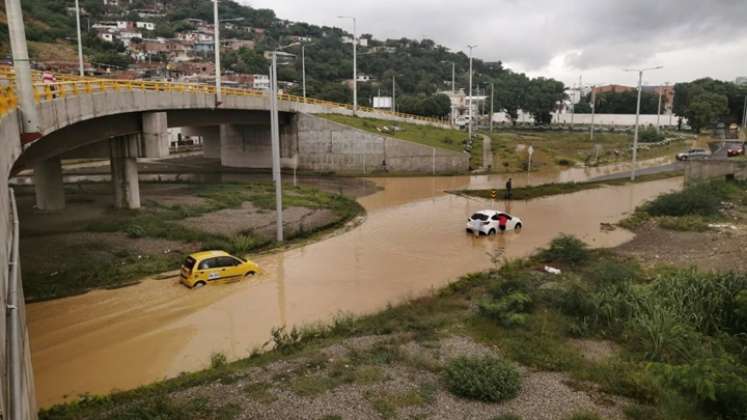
505, 178, 513, 200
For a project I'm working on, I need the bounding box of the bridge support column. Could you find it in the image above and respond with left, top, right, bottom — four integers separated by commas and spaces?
33, 156, 66, 211
142, 112, 169, 158
182, 126, 220, 159
110, 135, 141, 209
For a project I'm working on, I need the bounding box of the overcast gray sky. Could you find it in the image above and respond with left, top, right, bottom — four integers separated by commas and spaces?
241, 0, 747, 87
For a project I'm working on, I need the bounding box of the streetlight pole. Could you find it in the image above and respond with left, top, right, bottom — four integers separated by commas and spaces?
624, 66, 662, 181
451, 62, 455, 94
270, 52, 284, 242
213, 0, 222, 105
301, 43, 306, 98
590, 86, 597, 141
490, 82, 494, 134
6, 0, 41, 140
338, 16, 357, 115
392, 75, 396, 113
75, 0, 84, 76
467, 44, 477, 140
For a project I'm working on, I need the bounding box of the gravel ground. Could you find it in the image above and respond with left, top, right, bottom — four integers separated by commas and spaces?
177, 202, 338, 238
152, 334, 630, 420
615, 221, 747, 272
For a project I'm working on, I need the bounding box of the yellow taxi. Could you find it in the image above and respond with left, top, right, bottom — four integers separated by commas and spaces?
180, 250, 260, 288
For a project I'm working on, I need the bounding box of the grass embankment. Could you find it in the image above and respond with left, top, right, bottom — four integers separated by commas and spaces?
621, 179, 747, 232
489, 130, 690, 173
319, 114, 482, 169
42, 236, 747, 420
23, 182, 363, 301
456, 171, 682, 201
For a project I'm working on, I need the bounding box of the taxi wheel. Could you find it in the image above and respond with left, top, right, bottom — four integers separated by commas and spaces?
488, 229, 496, 235
244, 271, 256, 278
515, 223, 522, 232
193, 281, 206, 289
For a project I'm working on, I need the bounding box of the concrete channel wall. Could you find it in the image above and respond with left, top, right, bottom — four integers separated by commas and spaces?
296, 114, 469, 174
685, 159, 747, 185
0, 111, 38, 419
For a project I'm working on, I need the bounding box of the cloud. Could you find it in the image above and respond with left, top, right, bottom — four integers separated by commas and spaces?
240, 0, 747, 84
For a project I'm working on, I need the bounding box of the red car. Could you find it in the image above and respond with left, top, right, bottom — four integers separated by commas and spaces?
727, 144, 745, 157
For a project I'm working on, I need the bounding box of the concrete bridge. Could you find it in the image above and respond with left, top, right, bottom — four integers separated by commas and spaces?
2, 78, 467, 211
0, 69, 467, 417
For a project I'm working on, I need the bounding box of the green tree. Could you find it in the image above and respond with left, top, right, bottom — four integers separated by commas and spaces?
524, 77, 566, 125
222, 48, 269, 75
687, 92, 729, 132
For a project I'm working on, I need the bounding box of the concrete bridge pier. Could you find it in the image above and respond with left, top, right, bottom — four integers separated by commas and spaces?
109, 135, 141, 209
142, 112, 169, 158
33, 156, 65, 211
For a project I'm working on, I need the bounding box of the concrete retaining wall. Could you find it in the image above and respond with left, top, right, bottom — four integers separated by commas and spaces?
0, 111, 38, 418
684, 159, 747, 185
296, 114, 468, 174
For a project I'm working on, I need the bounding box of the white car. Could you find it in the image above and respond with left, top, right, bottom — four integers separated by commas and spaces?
466, 210, 523, 235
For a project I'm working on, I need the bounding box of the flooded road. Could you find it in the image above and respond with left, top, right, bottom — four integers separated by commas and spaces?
28, 169, 682, 407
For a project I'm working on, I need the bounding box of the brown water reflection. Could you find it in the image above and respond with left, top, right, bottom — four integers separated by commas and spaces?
28, 171, 682, 407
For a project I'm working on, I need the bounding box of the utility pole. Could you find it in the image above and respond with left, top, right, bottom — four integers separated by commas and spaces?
213, 0, 222, 105
590, 86, 597, 141
467, 44, 477, 140
490, 83, 494, 134
656, 83, 664, 134
75, 0, 84, 76
624, 66, 662, 181
338, 16, 357, 115
391, 75, 396, 113
301, 43, 306, 98
270, 53, 284, 242
6, 0, 41, 141
742, 95, 746, 129
451, 62, 455, 94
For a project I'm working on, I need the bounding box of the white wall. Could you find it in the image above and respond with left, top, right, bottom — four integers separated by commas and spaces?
490, 110, 685, 127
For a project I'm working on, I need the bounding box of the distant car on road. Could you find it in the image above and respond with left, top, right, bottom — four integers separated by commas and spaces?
676, 148, 709, 161
466, 210, 523, 235
727, 143, 745, 157
180, 250, 260, 289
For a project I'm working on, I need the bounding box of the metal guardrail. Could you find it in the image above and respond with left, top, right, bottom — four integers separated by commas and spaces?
0, 66, 445, 125
6, 187, 22, 420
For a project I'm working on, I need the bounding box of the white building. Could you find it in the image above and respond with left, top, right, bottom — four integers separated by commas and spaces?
251, 74, 270, 90
342, 36, 368, 47
442, 89, 486, 127
136, 21, 156, 31
98, 32, 114, 43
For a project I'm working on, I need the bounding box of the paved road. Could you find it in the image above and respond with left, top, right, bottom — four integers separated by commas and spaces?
590, 161, 684, 182
481, 134, 493, 171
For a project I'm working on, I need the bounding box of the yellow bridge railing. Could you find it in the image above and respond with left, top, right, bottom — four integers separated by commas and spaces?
0, 67, 446, 125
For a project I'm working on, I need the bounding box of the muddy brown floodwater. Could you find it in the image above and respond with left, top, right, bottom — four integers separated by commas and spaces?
27, 168, 682, 408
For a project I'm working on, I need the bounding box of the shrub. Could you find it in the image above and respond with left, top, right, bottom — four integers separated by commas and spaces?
538, 235, 590, 264
651, 357, 747, 420
209, 352, 227, 369
639, 126, 665, 143
444, 356, 521, 402
588, 258, 640, 286
125, 224, 146, 238
644, 181, 735, 217
478, 292, 532, 327
657, 215, 711, 232
733, 290, 747, 333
